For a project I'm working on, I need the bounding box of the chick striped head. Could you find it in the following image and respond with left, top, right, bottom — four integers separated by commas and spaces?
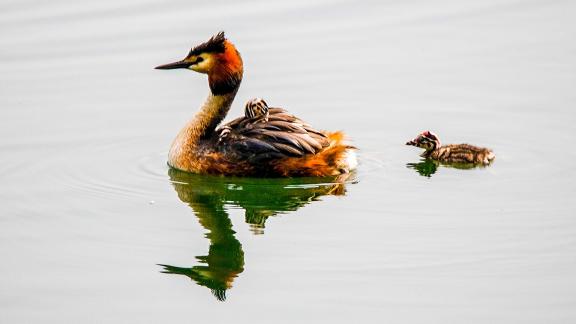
244, 98, 269, 121
406, 131, 441, 150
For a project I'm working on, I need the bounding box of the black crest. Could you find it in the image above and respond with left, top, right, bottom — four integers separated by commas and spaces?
187, 31, 226, 57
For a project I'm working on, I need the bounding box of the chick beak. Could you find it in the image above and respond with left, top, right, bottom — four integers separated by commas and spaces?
155, 60, 190, 70
406, 140, 416, 146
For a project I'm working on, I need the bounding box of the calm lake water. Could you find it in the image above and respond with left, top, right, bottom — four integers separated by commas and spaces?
1, 0, 575, 322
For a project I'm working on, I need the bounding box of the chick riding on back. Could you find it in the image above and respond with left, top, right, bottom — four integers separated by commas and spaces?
244, 98, 269, 122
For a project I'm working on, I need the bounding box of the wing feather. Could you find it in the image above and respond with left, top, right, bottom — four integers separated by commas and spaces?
269, 142, 305, 156
266, 120, 307, 133
218, 106, 332, 160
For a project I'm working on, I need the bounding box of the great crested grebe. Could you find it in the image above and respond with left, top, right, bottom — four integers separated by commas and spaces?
156, 32, 356, 177
406, 131, 495, 165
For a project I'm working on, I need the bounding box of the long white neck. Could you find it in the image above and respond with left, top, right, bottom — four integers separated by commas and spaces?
168, 90, 237, 169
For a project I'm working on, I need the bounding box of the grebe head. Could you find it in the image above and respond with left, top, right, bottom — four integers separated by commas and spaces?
406, 131, 441, 151
155, 31, 243, 95
244, 98, 269, 121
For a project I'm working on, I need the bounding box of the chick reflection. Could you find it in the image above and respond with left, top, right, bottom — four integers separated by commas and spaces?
406, 159, 439, 177
407, 158, 485, 177
159, 168, 351, 301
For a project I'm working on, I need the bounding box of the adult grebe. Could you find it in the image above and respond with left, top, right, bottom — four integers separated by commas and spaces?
406, 131, 495, 165
156, 32, 356, 177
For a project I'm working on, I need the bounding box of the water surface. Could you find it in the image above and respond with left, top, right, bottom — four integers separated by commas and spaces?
1, 0, 575, 323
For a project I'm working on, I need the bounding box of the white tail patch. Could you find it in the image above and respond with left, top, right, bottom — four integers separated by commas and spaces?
343, 149, 358, 171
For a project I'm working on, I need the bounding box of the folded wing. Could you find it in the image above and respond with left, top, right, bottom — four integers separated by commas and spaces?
218, 108, 330, 161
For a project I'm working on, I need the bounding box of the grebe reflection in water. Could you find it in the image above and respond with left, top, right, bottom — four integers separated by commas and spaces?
158, 169, 353, 301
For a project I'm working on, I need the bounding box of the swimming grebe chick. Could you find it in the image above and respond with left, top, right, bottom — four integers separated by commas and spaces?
406, 131, 495, 165
155, 32, 356, 177
244, 98, 269, 122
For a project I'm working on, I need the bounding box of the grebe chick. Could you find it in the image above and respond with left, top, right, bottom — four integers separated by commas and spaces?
244, 98, 269, 122
406, 131, 495, 165
155, 32, 356, 177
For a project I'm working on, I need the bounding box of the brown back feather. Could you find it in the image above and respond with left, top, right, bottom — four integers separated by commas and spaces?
217, 107, 329, 159
431, 144, 493, 164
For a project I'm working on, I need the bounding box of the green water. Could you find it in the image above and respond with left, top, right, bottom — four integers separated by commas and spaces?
159, 170, 354, 301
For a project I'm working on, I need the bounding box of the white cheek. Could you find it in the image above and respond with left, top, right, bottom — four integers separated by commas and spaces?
189, 57, 212, 73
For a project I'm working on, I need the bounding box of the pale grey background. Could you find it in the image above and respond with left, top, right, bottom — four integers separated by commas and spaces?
1, 0, 575, 323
